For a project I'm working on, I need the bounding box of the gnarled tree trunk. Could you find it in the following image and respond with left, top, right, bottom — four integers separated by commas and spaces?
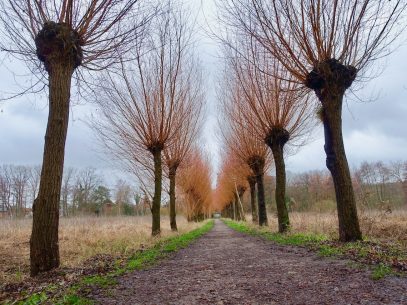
233, 193, 241, 220
306, 59, 362, 241
255, 172, 267, 226
30, 63, 73, 275
30, 22, 82, 276
151, 149, 163, 236
249, 157, 268, 226
248, 176, 258, 223
169, 166, 178, 231
266, 128, 290, 233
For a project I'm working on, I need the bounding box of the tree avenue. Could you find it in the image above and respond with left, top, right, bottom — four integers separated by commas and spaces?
1, 1, 407, 287
219, 78, 273, 226
222, 43, 314, 232
219, 0, 407, 241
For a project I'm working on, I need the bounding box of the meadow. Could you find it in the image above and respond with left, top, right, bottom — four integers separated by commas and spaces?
0, 215, 201, 285
1, 209, 406, 287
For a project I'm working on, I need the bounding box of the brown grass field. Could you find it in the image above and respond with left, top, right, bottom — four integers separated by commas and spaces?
0, 216, 201, 285
265, 210, 407, 245
1, 210, 406, 287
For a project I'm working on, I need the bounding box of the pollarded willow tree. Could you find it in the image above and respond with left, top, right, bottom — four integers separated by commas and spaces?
227, 44, 314, 232
177, 148, 213, 222
219, 80, 272, 225
163, 66, 204, 231
220, 0, 407, 241
215, 154, 249, 222
92, 3, 199, 236
0, 0, 153, 276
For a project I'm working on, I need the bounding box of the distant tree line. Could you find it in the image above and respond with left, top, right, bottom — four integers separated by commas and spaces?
237, 160, 407, 214
0, 165, 148, 218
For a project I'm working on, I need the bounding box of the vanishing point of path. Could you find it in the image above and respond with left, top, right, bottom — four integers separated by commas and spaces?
92, 220, 407, 305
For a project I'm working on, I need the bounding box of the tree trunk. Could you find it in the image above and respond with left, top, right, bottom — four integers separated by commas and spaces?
256, 172, 268, 226
169, 167, 177, 231
238, 191, 246, 221
322, 98, 362, 241
234, 194, 241, 221
306, 59, 361, 242
269, 143, 290, 233
30, 63, 73, 276
151, 149, 162, 236
248, 176, 258, 223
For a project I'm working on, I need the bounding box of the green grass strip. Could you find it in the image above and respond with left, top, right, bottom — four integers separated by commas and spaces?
223, 219, 403, 280
223, 219, 326, 246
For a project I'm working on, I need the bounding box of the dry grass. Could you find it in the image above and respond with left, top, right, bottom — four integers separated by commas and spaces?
263, 209, 407, 245
0, 215, 201, 285
2, 210, 406, 286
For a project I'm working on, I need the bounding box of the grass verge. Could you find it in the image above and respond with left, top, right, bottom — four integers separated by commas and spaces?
223, 219, 405, 280
5, 220, 214, 305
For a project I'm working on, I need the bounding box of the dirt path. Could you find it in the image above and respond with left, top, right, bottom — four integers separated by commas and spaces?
90, 220, 407, 305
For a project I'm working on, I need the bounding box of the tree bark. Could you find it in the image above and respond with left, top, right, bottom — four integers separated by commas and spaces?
306, 59, 362, 242
322, 98, 362, 241
151, 149, 162, 236
232, 199, 236, 220
237, 189, 246, 221
169, 167, 177, 231
256, 172, 268, 226
30, 63, 73, 276
248, 176, 258, 223
233, 193, 242, 221
269, 143, 290, 233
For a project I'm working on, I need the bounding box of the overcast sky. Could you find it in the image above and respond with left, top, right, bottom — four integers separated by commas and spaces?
0, 0, 406, 187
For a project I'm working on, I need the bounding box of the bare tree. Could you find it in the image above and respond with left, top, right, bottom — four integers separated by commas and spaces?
114, 179, 136, 215
223, 43, 314, 231
72, 167, 101, 213
177, 149, 213, 222
92, 2, 196, 235
163, 70, 204, 231
390, 161, 407, 206
219, 0, 407, 241
219, 75, 273, 225
61, 167, 75, 217
0, 165, 13, 217
28, 165, 41, 208
0, 0, 154, 275
215, 153, 250, 221
11, 165, 31, 217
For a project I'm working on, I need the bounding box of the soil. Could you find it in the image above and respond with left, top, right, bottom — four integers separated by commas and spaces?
90, 220, 407, 305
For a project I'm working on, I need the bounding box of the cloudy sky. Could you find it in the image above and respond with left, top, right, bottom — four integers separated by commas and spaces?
0, 0, 406, 186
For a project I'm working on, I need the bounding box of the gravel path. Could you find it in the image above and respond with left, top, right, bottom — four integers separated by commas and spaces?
90, 220, 407, 305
